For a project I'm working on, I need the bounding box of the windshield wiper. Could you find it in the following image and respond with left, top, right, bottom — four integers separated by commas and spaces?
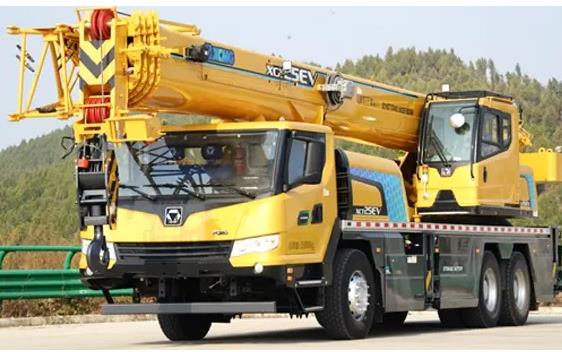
120, 184, 157, 201
196, 183, 257, 199
148, 183, 206, 201
429, 134, 452, 168
427, 116, 451, 168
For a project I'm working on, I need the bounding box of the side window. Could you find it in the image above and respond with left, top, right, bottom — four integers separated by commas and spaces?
501, 115, 511, 148
480, 112, 501, 159
286, 133, 325, 188
287, 139, 307, 185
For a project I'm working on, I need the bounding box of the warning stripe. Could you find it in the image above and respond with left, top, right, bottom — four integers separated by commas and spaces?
81, 40, 114, 56
341, 220, 551, 236
79, 40, 115, 89
79, 48, 114, 78
79, 74, 114, 90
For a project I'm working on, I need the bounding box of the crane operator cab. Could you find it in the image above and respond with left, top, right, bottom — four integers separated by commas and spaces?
415, 91, 536, 221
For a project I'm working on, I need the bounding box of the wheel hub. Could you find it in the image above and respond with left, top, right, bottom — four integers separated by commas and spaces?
513, 268, 529, 311
482, 267, 498, 312
348, 270, 370, 321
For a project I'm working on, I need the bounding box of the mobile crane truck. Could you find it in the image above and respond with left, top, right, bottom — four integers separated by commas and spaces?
7, 8, 562, 340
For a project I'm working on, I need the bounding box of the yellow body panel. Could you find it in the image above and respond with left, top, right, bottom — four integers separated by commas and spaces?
350, 180, 387, 221
162, 120, 332, 135
521, 149, 562, 183
416, 165, 479, 209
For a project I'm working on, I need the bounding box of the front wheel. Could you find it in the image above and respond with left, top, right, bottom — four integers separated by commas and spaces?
158, 314, 212, 341
316, 248, 375, 339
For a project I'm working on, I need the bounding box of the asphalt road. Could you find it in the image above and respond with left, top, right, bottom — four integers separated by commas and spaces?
1, 312, 561, 349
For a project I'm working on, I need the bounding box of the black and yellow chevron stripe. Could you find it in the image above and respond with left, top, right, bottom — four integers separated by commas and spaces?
79, 40, 115, 89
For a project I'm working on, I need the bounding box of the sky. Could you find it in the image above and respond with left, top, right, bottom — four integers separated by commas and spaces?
1, 6, 561, 151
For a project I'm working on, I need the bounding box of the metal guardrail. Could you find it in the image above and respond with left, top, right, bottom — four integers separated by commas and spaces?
0, 245, 131, 300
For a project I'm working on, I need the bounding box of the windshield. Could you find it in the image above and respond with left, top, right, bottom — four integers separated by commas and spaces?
422, 101, 477, 164
115, 130, 280, 199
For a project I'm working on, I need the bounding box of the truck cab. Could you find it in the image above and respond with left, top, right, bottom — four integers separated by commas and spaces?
80, 122, 338, 288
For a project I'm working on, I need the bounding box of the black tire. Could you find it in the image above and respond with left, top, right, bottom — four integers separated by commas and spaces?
372, 311, 408, 330
438, 308, 465, 328
499, 252, 531, 326
316, 248, 376, 339
158, 314, 212, 341
462, 251, 502, 328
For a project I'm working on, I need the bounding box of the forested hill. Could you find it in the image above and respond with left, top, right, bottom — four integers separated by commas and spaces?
0, 127, 77, 245
337, 47, 562, 149
1, 47, 561, 247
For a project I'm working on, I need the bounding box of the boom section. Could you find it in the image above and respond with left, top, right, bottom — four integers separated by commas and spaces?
7, 9, 425, 151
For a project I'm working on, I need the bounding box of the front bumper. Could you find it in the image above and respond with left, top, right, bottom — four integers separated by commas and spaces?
80, 241, 288, 289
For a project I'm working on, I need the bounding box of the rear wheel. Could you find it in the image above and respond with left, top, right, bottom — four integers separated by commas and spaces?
438, 308, 465, 328
158, 314, 212, 341
499, 252, 531, 326
316, 248, 375, 339
462, 251, 501, 328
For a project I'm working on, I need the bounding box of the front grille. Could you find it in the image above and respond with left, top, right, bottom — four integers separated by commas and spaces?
115, 242, 232, 261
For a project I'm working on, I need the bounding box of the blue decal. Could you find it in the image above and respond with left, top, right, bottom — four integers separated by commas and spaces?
520, 173, 537, 210
350, 168, 408, 223
206, 43, 235, 66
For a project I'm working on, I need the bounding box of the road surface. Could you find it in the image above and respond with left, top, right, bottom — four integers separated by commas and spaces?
1, 311, 561, 349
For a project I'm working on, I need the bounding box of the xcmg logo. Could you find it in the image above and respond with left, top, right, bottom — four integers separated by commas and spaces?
265, 64, 317, 87
164, 206, 183, 226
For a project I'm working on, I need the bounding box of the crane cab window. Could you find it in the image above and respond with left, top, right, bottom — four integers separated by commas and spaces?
478, 110, 511, 160
422, 101, 477, 165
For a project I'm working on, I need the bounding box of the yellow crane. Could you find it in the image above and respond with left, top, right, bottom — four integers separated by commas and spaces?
7, 8, 562, 341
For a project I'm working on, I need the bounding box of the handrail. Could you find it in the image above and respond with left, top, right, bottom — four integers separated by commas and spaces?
0, 245, 80, 270
0, 245, 132, 300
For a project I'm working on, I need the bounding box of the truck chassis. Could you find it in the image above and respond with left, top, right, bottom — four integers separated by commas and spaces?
100, 220, 562, 339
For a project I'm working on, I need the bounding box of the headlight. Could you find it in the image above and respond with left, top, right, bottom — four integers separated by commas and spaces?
230, 234, 280, 258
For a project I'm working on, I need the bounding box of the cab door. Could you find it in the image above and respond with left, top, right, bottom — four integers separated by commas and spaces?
283, 131, 337, 264
475, 108, 518, 206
